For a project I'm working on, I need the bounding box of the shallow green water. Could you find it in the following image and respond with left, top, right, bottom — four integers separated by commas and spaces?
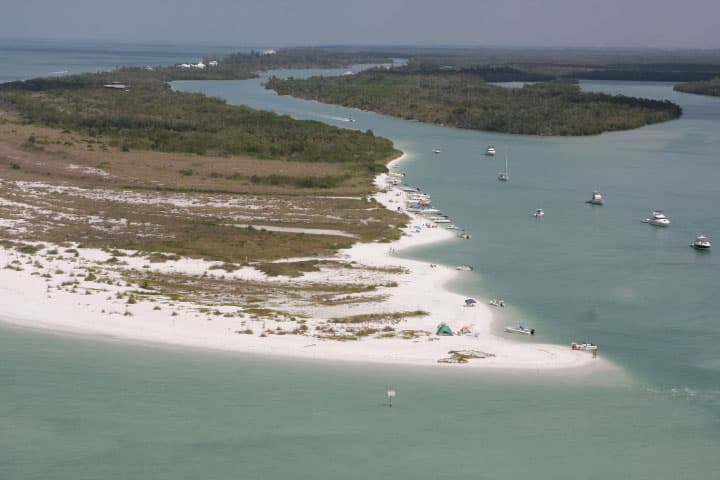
2, 50, 720, 478
2, 327, 719, 480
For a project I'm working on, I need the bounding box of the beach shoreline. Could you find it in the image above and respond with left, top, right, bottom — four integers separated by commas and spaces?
0, 149, 611, 373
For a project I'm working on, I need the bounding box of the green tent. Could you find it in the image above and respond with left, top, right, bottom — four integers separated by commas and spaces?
436, 324, 453, 336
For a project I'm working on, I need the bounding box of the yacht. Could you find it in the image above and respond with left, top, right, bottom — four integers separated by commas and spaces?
691, 234, 712, 250
505, 325, 535, 335
587, 191, 604, 205
533, 208, 545, 218
485, 145, 496, 156
644, 211, 670, 227
571, 342, 598, 351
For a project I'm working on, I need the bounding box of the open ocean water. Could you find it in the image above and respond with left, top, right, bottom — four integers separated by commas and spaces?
2, 41, 720, 479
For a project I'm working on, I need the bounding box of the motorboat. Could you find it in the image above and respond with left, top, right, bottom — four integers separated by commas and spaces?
489, 299, 505, 307
505, 325, 534, 335
691, 234, 712, 250
644, 210, 670, 226
455, 265, 474, 271
433, 148, 441, 154
485, 145, 496, 156
586, 191, 604, 205
457, 231, 471, 239
533, 208, 544, 218
446, 224, 459, 230
571, 342, 598, 351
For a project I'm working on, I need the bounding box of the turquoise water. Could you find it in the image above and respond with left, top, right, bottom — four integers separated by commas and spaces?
173, 75, 720, 392
2, 44, 720, 478
3, 327, 720, 480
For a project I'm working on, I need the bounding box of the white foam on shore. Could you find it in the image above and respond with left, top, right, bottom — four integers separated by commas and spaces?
0, 151, 612, 372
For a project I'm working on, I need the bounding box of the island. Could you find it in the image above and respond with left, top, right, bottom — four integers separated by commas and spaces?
674, 77, 720, 97
267, 68, 682, 136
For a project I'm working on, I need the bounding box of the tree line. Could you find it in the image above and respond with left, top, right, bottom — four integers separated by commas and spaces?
267, 70, 682, 136
0, 70, 398, 168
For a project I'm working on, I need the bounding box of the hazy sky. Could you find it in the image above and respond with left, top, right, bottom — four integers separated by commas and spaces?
3, 0, 719, 49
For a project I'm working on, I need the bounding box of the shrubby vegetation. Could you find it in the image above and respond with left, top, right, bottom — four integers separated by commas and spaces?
674, 78, 720, 97
0, 70, 397, 167
268, 70, 682, 136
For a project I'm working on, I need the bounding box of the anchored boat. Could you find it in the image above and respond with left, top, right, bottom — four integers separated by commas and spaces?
498, 151, 509, 182
505, 325, 534, 335
587, 191, 604, 205
691, 234, 712, 250
642, 211, 670, 226
571, 342, 598, 351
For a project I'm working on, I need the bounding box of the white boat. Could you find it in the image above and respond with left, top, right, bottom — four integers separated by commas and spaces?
457, 231, 471, 239
533, 208, 544, 218
455, 265, 474, 271
485, 145, 496, 156
644, 210, 670, 226
691, 234, 712, 250
446, 224, 459, 230
505, 325, 534, 335
586, 191, 604, 205
433, 148, 441, 154
571, 342, 598, 351
488, 299, 505, 307
498, 151, 509, 182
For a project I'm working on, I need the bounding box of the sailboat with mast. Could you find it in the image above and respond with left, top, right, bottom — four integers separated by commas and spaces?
498, 149, 509, 182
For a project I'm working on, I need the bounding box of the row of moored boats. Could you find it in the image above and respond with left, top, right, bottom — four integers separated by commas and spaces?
389, 174, 472, 239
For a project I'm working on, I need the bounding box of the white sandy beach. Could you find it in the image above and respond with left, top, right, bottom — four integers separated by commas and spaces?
0, 152, 608, 371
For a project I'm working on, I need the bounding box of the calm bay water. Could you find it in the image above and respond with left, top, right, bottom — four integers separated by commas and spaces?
0, 39, 251, 83
2, 43, 720, 479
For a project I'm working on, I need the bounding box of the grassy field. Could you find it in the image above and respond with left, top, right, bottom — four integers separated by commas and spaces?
0, 109, 406, 266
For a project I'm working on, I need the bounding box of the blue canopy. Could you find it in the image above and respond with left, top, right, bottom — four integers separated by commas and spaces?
465, 298, 477, 305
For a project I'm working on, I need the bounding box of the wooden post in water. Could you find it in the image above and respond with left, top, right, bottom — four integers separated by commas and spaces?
387, 389, 396, 408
